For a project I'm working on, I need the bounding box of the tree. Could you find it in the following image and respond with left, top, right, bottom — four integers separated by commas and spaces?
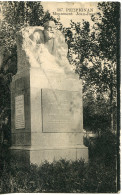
64, 2, 120, 133
92, 2, 120, 132
0, 2, 120, 135
1, 2, 57, 53
0, 2, 55, 133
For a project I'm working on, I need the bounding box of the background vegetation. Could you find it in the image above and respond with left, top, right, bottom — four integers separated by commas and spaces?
0, 155, 117, 193
0, 1, 120, 193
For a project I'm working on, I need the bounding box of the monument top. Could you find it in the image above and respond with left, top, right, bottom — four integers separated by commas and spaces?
16, 21, 74, 74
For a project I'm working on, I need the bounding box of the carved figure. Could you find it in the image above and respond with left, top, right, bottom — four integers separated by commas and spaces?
22, 21, 74, 73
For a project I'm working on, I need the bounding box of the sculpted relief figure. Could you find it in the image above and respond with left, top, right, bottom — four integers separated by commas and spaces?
21, 21, 74, 74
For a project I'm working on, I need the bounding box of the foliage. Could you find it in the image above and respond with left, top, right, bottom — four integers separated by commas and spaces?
0, 2, 55, 126
1, 2, 57, 52
0, 127, 117, 193
0, 129, 118, 193
0, 2, 119, 133
0, 3, 118, 193
89, 131, 117, 164
96, 2, 120, 62
64, 2, 119, 132
0, 152, 117, 193
1, 2, 44, 51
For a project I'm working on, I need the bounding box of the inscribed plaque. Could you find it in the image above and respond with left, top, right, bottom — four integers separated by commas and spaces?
41, 89, 82, 132
15, 95, 25, 129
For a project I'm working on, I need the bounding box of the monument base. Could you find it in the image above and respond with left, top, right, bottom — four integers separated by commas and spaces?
10, 145, 88, 166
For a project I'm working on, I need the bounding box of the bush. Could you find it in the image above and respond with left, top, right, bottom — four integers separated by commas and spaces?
0, 130, 117, 193
89, 131, 117, 166
0, 155, 117, 193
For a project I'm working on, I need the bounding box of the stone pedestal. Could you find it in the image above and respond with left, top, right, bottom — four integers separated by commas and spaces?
10, 26, 88, 165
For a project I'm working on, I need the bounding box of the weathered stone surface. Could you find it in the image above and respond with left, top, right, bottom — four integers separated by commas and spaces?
10, 145, 88, 166
42, 89, 82, 132
10, 23, 88, 164
16, 24, 73, 74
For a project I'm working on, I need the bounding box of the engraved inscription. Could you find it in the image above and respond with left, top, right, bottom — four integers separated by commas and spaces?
15, 95, 25, 129
42, 89, 82, 132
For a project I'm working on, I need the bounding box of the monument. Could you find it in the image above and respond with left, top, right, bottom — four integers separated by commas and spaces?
10, 21, 88, 165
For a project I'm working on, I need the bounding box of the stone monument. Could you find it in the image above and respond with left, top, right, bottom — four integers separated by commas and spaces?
10, 21, 88, 165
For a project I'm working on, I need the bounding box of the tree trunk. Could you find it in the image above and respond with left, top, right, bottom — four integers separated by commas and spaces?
110, 75, 114, 132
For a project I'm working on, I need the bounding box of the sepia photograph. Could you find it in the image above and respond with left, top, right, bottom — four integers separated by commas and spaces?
0, 1, 120, 193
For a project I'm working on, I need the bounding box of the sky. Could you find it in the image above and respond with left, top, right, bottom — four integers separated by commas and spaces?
41, 2, 99, 27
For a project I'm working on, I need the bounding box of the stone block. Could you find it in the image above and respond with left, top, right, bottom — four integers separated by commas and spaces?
42, 88, 83, 133
10, 146, 88, 166
31, 132, 83, 147
10, 25, 88, 165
